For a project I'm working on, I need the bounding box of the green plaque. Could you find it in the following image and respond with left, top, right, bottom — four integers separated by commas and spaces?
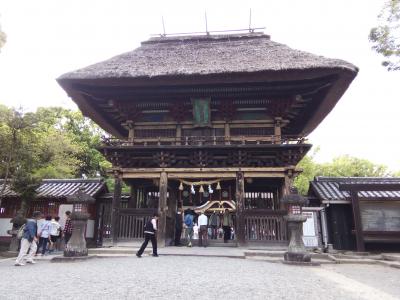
192, 98, 211, 127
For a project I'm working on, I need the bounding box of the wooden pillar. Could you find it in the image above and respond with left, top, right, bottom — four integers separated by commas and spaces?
111, 173, 122, 245
224, 122, 230, 145
176, 124, 182, 145
127, 121, 134, 142
236, 171, 245, 245
128, 182, 137, 208
350, 190, 365, 252
274, 117, 282, 144
158, 171, 168, 246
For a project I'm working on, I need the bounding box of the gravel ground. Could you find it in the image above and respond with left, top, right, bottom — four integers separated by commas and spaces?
0, 256, 399, 300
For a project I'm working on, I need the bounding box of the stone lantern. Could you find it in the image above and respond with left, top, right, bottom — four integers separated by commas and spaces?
281, 188, 311, 264
64, 187, 95, 257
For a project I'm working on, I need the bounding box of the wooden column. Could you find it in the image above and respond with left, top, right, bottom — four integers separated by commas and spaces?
224, 122, 230, 145
127, 121, 134, 142
158, 171, 168, 246
111, 173, 122, 245
128, 182, 137, 208
350, 191, 365, 252
176, 124, 182, 145
274, 117, 282, 144
236, 171, 245, 245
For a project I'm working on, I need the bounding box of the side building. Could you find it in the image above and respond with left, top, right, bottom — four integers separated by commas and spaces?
0, 179, 107, 244
309, 176, 400, 251
57, 32, 357, 246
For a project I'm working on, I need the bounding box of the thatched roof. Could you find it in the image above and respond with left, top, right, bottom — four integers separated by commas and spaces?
57, 32, 358, 137
58, 33, 357, 81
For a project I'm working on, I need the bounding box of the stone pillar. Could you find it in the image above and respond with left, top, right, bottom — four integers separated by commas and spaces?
111, 173, 122, 245
158, 171, 168, 246
235, 171, 245, 245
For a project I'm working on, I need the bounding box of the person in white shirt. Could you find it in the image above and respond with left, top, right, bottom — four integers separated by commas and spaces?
36, 215, 52, 255
198, 211, 208, 247
49, 216, 62, 253
136, 213, 159, 257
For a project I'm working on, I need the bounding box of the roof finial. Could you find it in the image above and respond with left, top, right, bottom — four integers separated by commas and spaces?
249, 8, 253, 33
205, 11, 209, 35
161, 16, 166, 37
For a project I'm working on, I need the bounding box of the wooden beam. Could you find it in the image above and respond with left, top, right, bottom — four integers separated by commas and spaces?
119, 167, 288, 173
158, 171, 168, 246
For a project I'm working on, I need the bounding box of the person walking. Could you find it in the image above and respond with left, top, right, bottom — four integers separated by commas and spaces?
222, 209, 232, 243
63, 211, 72, 245
136, 213, 159, 257
15, 211, 42, 266
49, 216, 62, 253
198, 211, 208, 247
37, 215, 52, 255
184, 210, 194, 247
209, 211, 218, 239
174, 209, 183, 246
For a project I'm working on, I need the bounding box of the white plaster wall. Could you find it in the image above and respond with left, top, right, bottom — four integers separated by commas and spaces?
0, 218, 12, 237
86, 219, 95, 238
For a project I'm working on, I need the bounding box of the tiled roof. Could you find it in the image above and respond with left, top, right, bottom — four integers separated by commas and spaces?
0, 180, 19, 197
0, 179, 107, 199
309, 177, 400, 203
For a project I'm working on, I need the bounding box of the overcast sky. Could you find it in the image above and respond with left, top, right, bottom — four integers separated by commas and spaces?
0, 0, 399, 170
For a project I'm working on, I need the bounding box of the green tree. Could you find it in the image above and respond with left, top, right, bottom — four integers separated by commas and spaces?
0, 24, 6, 51
294, 153, 391, 195
369, 0, 400, 70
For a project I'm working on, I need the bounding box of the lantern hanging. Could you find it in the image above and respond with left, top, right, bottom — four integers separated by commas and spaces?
191, 185, 195, 194
216, 181, 221, 190
199, 185, 205, 193
179, 181, 184, 191
208, 184, 213, 194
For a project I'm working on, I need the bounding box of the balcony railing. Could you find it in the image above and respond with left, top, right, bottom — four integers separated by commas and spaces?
102, 135, 306, 147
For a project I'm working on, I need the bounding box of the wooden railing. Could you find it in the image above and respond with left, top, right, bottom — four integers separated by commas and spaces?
118, 208, 155, 240
243, 210, 288, 242
102, 135, 306, 147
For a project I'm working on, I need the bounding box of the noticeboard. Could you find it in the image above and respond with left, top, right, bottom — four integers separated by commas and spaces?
360, 201, 400, 232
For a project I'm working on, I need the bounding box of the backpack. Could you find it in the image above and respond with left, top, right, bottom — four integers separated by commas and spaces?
144, 219, 155, 232
16, 224, 26, 240
184, 214, 193, 227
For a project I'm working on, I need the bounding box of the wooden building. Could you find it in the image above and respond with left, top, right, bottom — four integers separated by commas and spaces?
309, 177, 400, 251
0, 179, 107, 242
57, 32, 357, 246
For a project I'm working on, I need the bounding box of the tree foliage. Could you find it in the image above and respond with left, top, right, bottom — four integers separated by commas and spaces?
0, 24, 5, 51
0, 105, 111, 211
294, 152, 393, 195
369, 0, 400, 71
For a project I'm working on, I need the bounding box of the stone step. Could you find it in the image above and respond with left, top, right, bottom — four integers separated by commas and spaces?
382, 254, 400, 262
88, 248, 148, 255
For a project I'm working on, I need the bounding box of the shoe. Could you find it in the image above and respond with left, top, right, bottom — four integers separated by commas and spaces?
26, 260, 36, 264
14, 262, 25, 266
152, 254, 159, 257
136, 253, 141, 258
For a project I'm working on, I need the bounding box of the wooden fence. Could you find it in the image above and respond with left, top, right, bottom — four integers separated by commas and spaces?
118, 208, 154, 240
243, 210, 287, 242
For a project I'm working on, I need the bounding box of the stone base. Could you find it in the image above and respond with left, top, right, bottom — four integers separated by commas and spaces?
284, 251, 311, 263
0, 251, 18, 258
51, 255, 97, 263
64, 249, 88, 257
